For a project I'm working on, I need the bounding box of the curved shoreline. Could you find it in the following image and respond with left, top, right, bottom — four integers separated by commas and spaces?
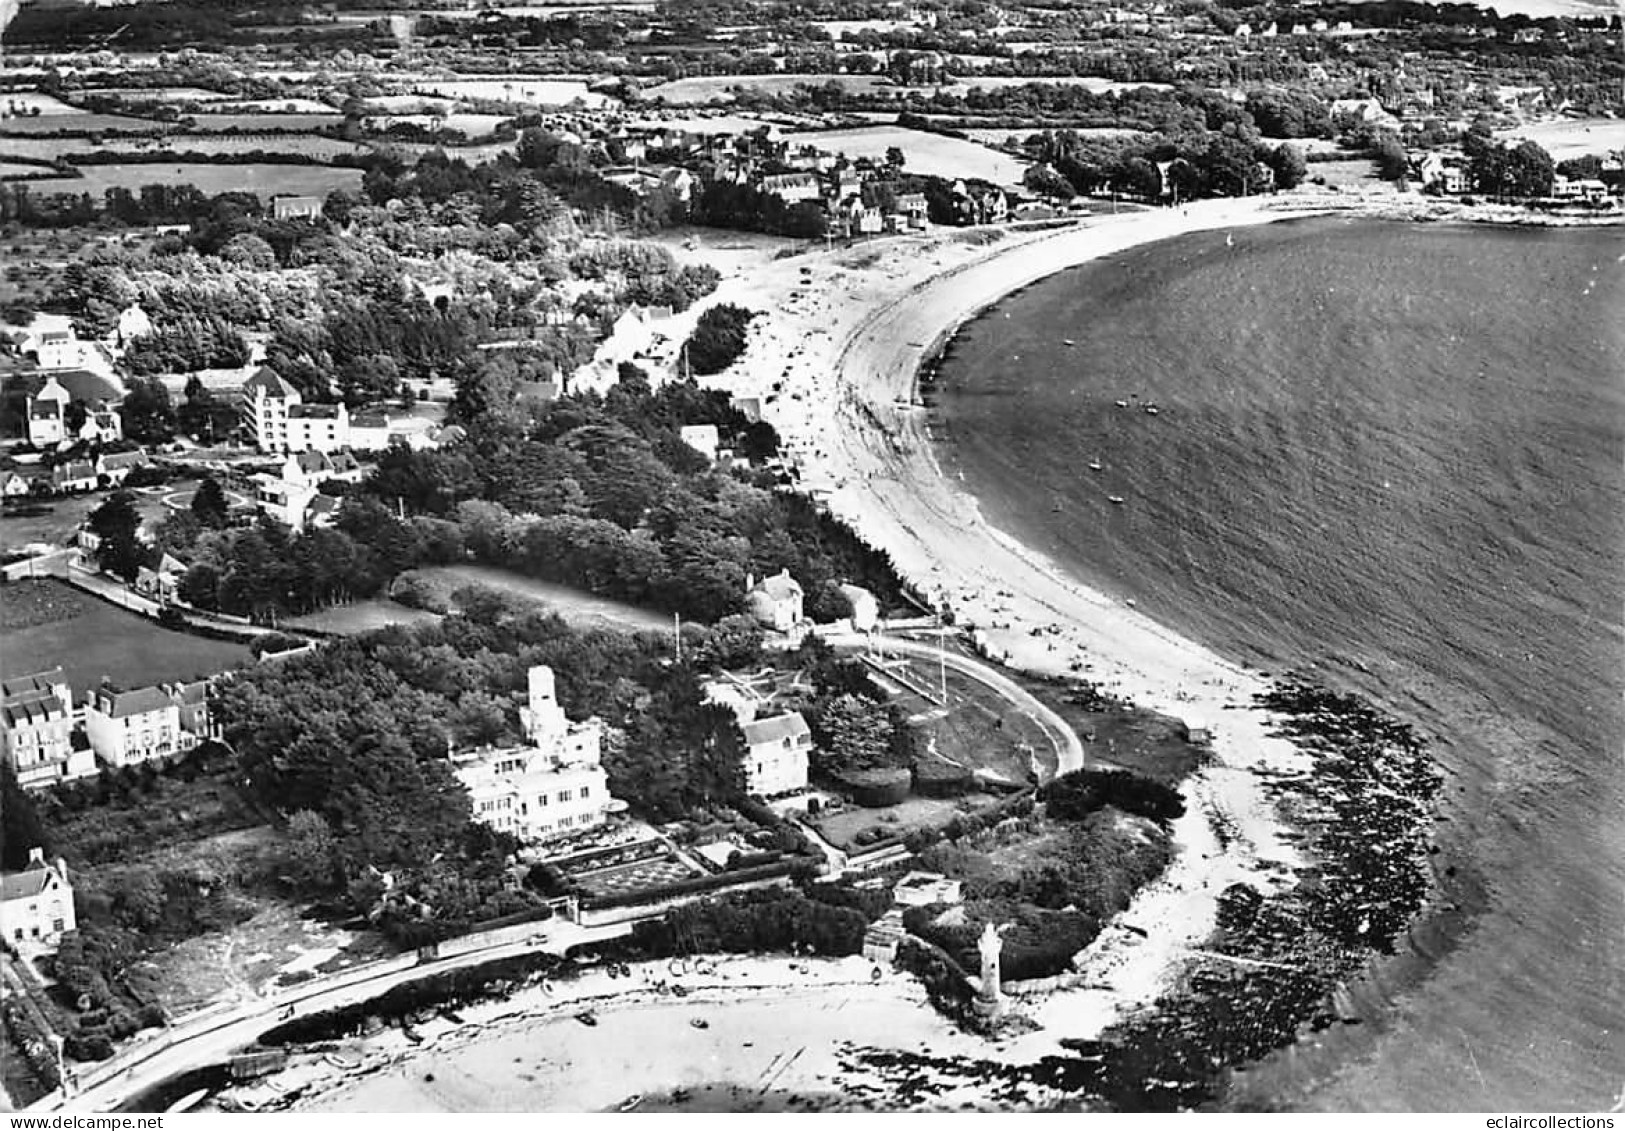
744, 196, 1347, 1050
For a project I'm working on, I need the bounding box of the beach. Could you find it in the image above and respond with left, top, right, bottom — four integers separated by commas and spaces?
291, 195, 1617, 1110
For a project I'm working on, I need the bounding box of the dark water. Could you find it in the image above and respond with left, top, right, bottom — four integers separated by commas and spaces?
933, 217, 1625, 1110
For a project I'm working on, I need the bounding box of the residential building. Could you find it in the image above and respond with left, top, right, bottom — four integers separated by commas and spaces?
51, 460, 99, 493
893, 870, 965, 907
1, 669, 93, 789
135, 552, 189, 605
740, 710, 811, 797
0, 470, 31, 497
24, 374, 70, 447
84, 681, 183, 768
862, 908, 908, 963
5, 312, 74, 357
760, 172, 821, 203
271, 194, 325, 221
252, 453, 345, 531
286, 403, 350, 454
747, 569, 804, 632
242, 365, 302, 452
839, 583, 880, 632
36, 336, 117, 381
165, 680, 215, 745
678, 423, 720, 461
97, 449, 148, 486
0, 849, 76, 957
453, 665, 614, 843
112, 303, 154, 348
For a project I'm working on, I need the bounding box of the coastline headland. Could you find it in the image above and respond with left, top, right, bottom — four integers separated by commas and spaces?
735, 195, 1347, 1048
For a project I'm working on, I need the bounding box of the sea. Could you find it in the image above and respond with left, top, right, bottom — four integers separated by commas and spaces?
930, 217, 1625, 1111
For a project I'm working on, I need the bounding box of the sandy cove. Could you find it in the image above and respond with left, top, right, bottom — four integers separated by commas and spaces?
710, 195, 1355, 1051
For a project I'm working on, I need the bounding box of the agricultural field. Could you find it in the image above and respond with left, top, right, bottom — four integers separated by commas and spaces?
0, 112, 165, 135
625, 113, 782, 134
410, 79, 613, 108
795, 125, 1028, 186
92, 86, 232, 103
185, 113, 344, 132
153, 134, 370, 159
1307, 157, 1389, 189
1, 91, 88, 116
0, 161, 52, 179
0, 579, 251, 697
283, 599, 444, 636
1, 135, 130, 161
939, 76, 1174, 96
643, 74, 898, 105
375, 112, 513, 138
26, 162, 364, 197
1497, 117, 1625, 159
209, 97, 338, 113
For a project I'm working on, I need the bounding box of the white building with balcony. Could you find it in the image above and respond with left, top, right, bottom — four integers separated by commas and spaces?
453, 666, 615, 843
1, 669, 95, 790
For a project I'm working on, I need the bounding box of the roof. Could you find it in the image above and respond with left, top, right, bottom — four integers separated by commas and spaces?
741, 711, 810, 746
295, 450, 333, 474
94, 684, 176, 719
2, 669, 66, 698
289, 403, 342, 420
328, 451, 360, 473
170, 679, 208, 706
158, 552, 189, 574
53, 461, 97, 482
29, 399, 62, 420
351, 412, 390, 428
99, 450, 147, 470
43, 368, 120, 404
242, 366, 298, 399
309, 494, 343, 516
753, 570, 803, 601
0, 865, 62, 903
3, 689, 68, 728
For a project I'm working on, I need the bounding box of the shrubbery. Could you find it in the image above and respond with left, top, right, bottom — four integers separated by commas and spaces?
627, 885, 868, 958
1041, 768, 1185, 822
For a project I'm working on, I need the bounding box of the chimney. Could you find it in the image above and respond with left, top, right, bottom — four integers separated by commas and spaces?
745, 571, 755, 593
27, 846, 46, 869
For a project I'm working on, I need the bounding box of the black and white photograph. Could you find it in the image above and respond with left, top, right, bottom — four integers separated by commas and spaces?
0, 0, 1620, 1115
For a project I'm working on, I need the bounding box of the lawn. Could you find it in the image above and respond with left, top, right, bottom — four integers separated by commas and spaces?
185, 113, 344, 132
1018, 674, 1209, 788
26, 163, 363, 197
411, 79, 612, 108
0, 113, 165, 135
0, 486, 175, 556
811, 793, 990, 852
1496, 118, 1625, 160
417, 563, 673, 634
938, 76, 1172, 95
793, 125, 1027, 186
283, 599, 444, 636
0, 579, 250, 696
152, 134, 369, 159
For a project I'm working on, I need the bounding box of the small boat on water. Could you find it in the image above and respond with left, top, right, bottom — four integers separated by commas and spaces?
1115, 399, 1129, 408
619, 1095, 644, 1112
690, 1018, 710, 1030
1064, 338, 1075, 346
1143, 404, 1160, 416
1108, 496, 1126, 505
1088, 461, 1103, 472
575, 1010, 599, 1027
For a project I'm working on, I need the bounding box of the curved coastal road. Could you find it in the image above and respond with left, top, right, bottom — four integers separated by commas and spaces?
28, 920, 635, 1115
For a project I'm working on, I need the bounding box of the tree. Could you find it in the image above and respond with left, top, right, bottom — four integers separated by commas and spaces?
1023, 163, 1076, 200
684, 304, 755, 376
281, 810, 340, 892
88, 490, 146, 582
813, 693, 897, 777
190, 476, 229, 528
118, 377, 177, 443
1266, 143, 1308, 191
0, 762, 50, 871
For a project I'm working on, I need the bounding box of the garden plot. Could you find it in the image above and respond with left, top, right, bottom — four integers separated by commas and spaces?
794, 125, 1027, 186
27, 162, 364, 197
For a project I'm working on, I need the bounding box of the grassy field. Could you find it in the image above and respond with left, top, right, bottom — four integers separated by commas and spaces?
152, 135, 369, 159
27, 162, 364, 197
2, 92, 87, 116
417, 563, 673, 633
0, 112, 165, 135
939, 76, 1172, 95
643, 74, 897, 105
94, 86, 232, 103
185, 113, 344, 132
0, 485, 175, 555
794, 125, 1027, 186
811, 793, 985, 851
0, 579, 250, 696
283, 599, 444, 635
1308, 157, 1387, 189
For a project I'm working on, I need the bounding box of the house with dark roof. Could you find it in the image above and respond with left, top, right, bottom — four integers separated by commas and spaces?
165, 679, 216, 743
0, 848, 76, 957
51, 460, 99, 493
85, 681, 182, 768
1, 668, 95, 789
135, 552, 189, 605
242, 365, 302, 452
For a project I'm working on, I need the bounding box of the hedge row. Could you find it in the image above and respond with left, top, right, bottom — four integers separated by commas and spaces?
578, 856, 816, 911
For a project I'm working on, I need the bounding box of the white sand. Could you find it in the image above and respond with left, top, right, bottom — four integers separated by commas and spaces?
709, 197, 1346, 1042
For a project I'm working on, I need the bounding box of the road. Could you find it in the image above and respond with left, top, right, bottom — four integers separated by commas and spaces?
826, 631, 1085, 776
28, 919, 635, 1115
